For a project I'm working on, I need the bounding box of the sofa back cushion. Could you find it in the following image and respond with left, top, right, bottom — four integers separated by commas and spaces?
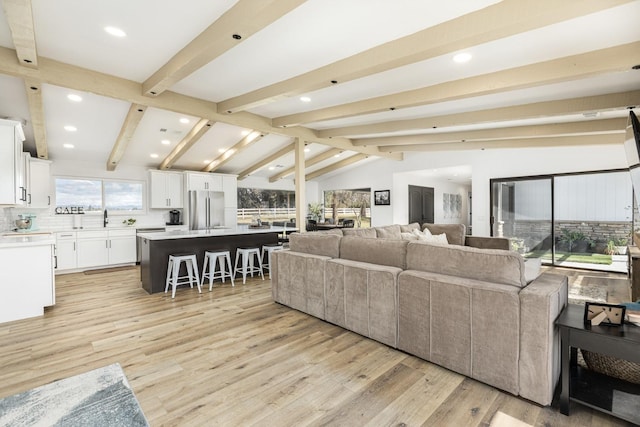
289, 232, 341, 258
342, 227, 377, 238
423, 223, 466, 246
340, 236, 408, 269
375, 224, 402, 239
406, 241, 526, 288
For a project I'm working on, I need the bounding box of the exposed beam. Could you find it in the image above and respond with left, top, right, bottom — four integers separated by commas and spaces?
202, 131, 265, 172
107, 104, 147, 171
269, 148, 342, 182
2, 0, 38, 68
352, 118, 627, 147
318, 91, 640, 138
237, 141, 295, 180
159, 118, 214, 170
23, 79, 47, 158
0, 46, 400, 161
305, 154, 369, 181
273, 42, 640, 127
380, 133, 622, 152
218, 0, 632, 113
143, 0, 304, 97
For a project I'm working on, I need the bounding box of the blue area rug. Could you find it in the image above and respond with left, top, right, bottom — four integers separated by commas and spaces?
0, 363, 148, 426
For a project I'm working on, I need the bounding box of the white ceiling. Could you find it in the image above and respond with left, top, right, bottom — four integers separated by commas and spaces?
0, 0, 638, 183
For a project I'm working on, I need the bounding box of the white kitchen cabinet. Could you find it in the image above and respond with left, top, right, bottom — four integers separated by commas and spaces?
222, 175, 237, 207
55, 231, 77, 270
150, 170, 184, 208
224, 207, 238, 228
107, 228, 136, 264
186, 172, 222, 192
76, 230, 109, 268
0, 119, 26, 205
28, 158, 52, 208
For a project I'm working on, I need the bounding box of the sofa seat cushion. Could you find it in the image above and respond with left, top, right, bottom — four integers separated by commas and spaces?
342, 227, 377, 238
326, 258, 401, 347
398, 269, 520, 395
406, 241, 526, 288
289, 232, 341, 258
375, 224, 402, 239
340, 236, 408, 270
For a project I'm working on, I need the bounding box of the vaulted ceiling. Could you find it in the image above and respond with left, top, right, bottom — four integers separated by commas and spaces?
0, 0, 638, 182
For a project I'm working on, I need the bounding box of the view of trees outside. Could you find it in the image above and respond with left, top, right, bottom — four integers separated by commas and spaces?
236, 188, 295, 224
323, 189, 371, 227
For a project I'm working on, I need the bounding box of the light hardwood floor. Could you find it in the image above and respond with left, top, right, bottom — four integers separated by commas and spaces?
0, 267, 634, 426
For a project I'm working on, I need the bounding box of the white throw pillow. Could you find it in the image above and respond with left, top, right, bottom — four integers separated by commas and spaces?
412, 228, 432, 238
413, 230, 448, 244
401, 232, 419, 240
432, 233, 449, 244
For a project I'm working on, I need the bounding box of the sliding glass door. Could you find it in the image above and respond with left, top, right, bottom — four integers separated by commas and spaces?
491, 177, 553, 263
491, 170, 632, 272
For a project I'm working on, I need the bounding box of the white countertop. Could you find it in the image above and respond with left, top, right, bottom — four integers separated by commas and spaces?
0, 234, 56, 248
140, 225, 293, 241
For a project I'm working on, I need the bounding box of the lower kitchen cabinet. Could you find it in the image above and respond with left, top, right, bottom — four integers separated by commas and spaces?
56, 228, 136, 273
55, 231, 77, 270
108, 229, 136, 265
77, 230, 109, 268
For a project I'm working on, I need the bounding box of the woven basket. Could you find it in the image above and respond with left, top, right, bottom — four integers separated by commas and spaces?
581, 350, 640, 384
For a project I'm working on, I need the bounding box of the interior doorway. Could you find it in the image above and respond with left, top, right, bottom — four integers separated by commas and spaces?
408, 185, 434, 224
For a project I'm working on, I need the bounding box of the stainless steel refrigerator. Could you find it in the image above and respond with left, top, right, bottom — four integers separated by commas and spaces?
189, 190, 224, 230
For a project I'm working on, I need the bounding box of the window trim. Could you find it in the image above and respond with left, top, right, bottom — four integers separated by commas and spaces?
54, 176, 146, 215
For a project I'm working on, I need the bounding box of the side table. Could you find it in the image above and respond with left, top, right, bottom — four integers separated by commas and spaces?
556, 304, 640, 424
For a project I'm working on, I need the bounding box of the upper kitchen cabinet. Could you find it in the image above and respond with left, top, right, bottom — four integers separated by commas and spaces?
0, 119, 26, 206
27, 158, 52, 208
186, 172, 222, 192
149, 170, 183, 209
222, 175, 237, 208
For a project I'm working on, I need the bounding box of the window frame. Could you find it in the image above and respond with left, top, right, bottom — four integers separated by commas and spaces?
54, 176, 146, 215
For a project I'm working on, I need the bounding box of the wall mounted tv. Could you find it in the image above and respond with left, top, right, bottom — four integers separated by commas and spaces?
624, 110, 640, 209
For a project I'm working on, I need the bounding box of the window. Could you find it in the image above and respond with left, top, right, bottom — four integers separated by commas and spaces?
55, 177, 144, 214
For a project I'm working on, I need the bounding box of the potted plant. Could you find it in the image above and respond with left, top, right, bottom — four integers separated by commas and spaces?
122, 218, 137, 226
604, 240, 617, 256
307, 203, 323, 222
558, 229, 586, 253
614, 237, 628, 255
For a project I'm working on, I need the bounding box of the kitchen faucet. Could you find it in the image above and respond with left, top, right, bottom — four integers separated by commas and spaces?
104, 209, 109, 227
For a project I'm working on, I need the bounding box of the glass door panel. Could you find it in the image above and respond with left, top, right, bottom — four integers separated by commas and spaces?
491, 178, 553, 263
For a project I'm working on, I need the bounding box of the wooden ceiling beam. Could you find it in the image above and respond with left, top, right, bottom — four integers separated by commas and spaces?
305, 154, 369, 181
159, 118, 214, 170
1, 0, 38, 68
143, 0, 304, 97
237, 141, 295, 180
380, 133, 622, 152
107, 104, 148, 171
0, 46, 400, 161
318, 91, 640, 138
352, 118, 627, 147
269, 147, 342, 182
218, 0, 633, 113
273, 42, 640, 127
202, 131, 265, 173
23, 79, 46, 158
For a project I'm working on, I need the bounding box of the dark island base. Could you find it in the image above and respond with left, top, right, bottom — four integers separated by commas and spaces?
139, 232, 279, 294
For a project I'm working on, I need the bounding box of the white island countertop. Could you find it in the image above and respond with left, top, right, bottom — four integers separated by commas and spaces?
0, 233, 55, 248
140, 225, 293, 241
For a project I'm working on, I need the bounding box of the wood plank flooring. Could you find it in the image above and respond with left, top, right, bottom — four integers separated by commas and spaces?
0, 267, 634, 426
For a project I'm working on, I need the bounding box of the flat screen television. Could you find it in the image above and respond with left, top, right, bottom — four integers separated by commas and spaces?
624, 110, 640, 210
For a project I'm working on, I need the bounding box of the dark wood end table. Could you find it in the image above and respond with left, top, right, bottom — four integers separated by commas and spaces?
556, 304, 640, 424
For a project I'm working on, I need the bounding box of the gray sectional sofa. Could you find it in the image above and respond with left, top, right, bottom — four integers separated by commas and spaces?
271, 223, 568, 406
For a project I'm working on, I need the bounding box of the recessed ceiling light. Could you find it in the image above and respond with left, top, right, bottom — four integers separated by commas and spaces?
304, 147, 310, 153
161, 139, 170, 145
179, 118, 190, 124
150, 153, 159, 158
241, 130, 250, 136
300, 96, 311, 103
104, 26, 126, 38
268, 166, 276, 171
67, 94, 82, 102
453, 52, 472, 63
64, 125, 77, 132
203, 160, 210, 164
334, 154, 340, 158
63, 143, 74, 149
218, 148, 226, 153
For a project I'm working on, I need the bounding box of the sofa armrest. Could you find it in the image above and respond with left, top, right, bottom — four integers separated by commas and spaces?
518, 272, 568, 405
465, 236, 510, 250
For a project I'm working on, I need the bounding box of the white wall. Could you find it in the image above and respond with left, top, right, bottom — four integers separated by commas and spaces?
315, 143, 628, 236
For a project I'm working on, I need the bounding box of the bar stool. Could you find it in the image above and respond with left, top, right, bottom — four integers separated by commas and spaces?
165, 253, 201, 298
233, 247, 264, 284
201, 249, 234, 290
261, 243, 284, 278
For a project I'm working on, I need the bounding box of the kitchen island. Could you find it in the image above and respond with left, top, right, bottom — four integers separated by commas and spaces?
139, 225, 291, 294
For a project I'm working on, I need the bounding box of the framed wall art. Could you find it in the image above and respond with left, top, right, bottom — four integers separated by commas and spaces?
374, 190, 390, 206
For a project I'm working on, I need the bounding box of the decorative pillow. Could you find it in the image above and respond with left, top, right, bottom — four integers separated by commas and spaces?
523, 257, 542, 284
413, 228, 448, 244
400, 232, 418, 240
400, 223, 421, 233
412, 227, 432, 238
